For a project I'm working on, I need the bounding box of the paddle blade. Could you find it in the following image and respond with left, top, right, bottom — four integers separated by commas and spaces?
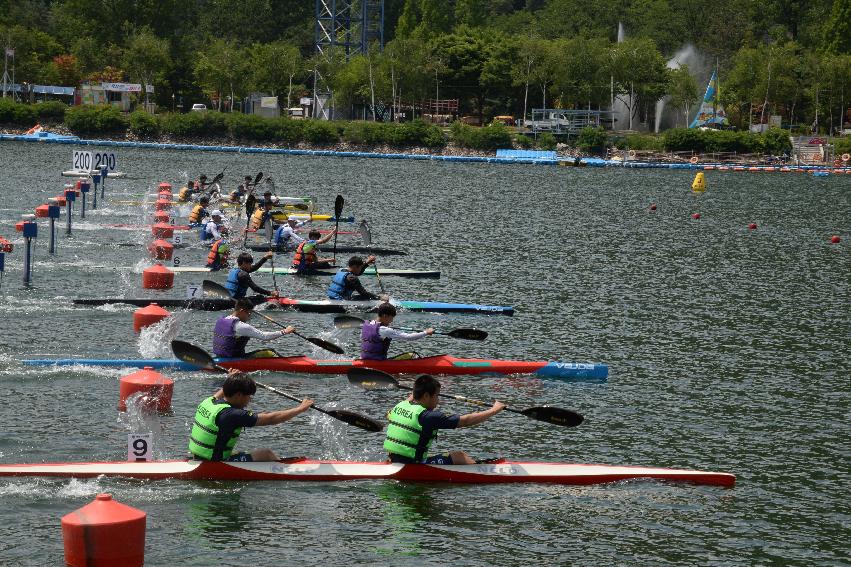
359, 220, 372, 246
308, 337, 345, 355
265, 218, 274, 241
211, 172, 224, 185
334, 194, 344, 217
203, 279, 233, 300
446, 328, 488, 341
254, 171, 263, 186
324, 409, 384, 432
171, 340, 224, 372
347, 367, 401, 389
520, 406, 584, 427
245, 194, 257, 218
333, 315, 366, 329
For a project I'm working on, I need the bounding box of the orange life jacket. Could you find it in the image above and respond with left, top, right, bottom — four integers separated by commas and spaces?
292, 241, 318, 269
206, 239, 229, 269
189, 204, 206, 223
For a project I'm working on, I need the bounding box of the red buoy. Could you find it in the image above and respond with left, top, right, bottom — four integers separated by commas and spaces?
15, 221, 24, 232
691, 213, 701, 220
158, 190, 172, 202
153, 210, 170, 223
119, 366, 174, 411
158, 182, 172, 191
154, 198, 171, 211
62, 493, 146, 567
649, 203, 657, 211
151, 222, 174, 239
831, 235, 841, 244
748, 223, 757, 230
147, 239, 174, 260
132, 302, 171, 333
35, 204, 50, 218
54, 194, 67, 206
141, 264, 174, 289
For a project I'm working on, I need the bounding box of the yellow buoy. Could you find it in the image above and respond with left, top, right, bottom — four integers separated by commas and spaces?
692, 172, 706, 193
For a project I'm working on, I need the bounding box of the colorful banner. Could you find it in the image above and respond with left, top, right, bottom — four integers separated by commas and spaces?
689, 71, 729, 129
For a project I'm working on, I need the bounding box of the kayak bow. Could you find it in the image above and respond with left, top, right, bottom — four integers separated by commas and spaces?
23, 354, 607, 381
0, 459, 734, 487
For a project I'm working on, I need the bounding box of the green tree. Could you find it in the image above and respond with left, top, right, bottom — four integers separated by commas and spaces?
823, 0, 851, 54
194, 39, 248, 111
667, 66, 699, 127
248, 41, 304, 108
609, 37, 669, 129
123, 27, 171, 107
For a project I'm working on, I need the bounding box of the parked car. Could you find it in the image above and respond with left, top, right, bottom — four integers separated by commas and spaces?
287, 107, 305, 119
191, 104, 207, 112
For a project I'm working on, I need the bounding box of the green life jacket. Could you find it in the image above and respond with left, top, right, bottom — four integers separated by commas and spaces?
188, 397, 243, 460
383, 400, 438, 461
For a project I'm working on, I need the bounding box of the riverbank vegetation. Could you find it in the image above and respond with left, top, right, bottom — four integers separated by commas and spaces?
1, 0, 849, 144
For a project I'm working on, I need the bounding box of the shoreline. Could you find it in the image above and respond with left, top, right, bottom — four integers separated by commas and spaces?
2, 127, 849, 173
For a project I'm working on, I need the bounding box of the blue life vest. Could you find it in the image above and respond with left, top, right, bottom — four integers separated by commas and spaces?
327, 269, 351, 300
224, 268, 246, 298
361, 321, 390, 360
212, 316, 249, 357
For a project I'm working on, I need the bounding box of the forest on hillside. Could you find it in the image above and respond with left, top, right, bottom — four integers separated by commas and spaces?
1, 0, 850, 133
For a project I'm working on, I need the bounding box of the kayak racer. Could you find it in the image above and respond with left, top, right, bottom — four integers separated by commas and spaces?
189, 370, 312, 463
212, 298, 295, 358
327, 255, 381, 300
384, 374, 504, 465
361, 303, 433, 360
292, 229, 337, 273
224, 252, 279, 299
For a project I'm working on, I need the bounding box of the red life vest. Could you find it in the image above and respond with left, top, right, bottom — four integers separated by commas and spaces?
206, 239, 229, 270
292, 241, 318, 270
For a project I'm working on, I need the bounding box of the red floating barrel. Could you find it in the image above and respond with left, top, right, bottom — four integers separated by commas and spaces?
158, 182, 172, 192
62, 493, 146, 567
119, 366, 174, 411
154, 198, 171, 211
151, 222, 174, 239
147, 238, 174, 260
132, 302, 171, 333
35, 204, 50, 218
142, 264, 174, 289
153, 210, 170, 223
55, 194, 67, 206
691, 213, 701, 220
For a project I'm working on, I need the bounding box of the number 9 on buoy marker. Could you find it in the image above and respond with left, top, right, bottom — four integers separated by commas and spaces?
128, 433, 152, 462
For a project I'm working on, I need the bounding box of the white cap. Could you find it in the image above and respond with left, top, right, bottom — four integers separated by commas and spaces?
211, 210, 223, 217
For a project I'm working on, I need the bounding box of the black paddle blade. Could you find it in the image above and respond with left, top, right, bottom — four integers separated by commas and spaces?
520, 406, 584, 427
211, 172, 224, 185
245, 194, 257, 218
171, 340, 224, 372
324, 409, 384, 432
333, 315, 366, 329
254, 171, 263, 186
334, 194, 344, 217
347, 367, 401, 389
446, 328, 488, 341
308, 337, 345, 355
203, 279, 232, 299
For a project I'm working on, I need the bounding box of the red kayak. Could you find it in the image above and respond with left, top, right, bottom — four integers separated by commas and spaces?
0, 458, 735, 487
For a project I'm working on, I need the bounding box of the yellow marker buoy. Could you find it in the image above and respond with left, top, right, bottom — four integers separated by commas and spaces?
692, 172, 706, 193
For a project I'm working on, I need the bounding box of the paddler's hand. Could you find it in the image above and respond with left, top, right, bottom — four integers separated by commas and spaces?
424, 328, 435, 336
298, 398, 314, 411
366, 255, 376, 265
491, 401, 506, 413
263, 251, 274, 260
270, 290, 280, 298
280, 325, 295, 335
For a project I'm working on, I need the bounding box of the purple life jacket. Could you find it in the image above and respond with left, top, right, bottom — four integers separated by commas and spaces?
212, 316, 249, 357
361, 320, 390, 360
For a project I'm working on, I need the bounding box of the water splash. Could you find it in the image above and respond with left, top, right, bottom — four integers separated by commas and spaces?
655, 45, 705, 132
138, 311, 187, 358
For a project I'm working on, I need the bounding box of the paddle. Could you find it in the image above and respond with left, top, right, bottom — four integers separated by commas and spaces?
359, 220, 385, 294
243, 194, 257, 248
332, 195, 343, 263
264, 215, 278, 292
170, 340, 382, 432
333, 315, 487, 341
347, 367, 584, 427
202, 280, 344, 354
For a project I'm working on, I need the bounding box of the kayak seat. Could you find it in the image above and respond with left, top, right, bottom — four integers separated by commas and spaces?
245, 348, 281, 359
391, 351, 420, 361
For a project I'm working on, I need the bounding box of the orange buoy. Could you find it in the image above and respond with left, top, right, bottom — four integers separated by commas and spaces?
55, 194, 67, 206
158, 182, 172, 190
141, 264, 174, 289
62, 494, 146, 567
15, 221, 24, 232
147, 239, 174, 260
154, 198, 171, 211
749, 223, 757, 230
119, 366, 174, 411
691, 213, 701, 220
35, 204, 50, 218
153, 210, 170, 223
151, 222, 174, 239
831, 235, 841, 244
158, 190, 172, 202
132, 303, 171, 333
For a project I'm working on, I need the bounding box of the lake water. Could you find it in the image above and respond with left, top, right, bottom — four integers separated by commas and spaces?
0, 141, 848, 565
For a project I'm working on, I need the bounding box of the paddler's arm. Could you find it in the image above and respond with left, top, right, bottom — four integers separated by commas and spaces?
457, 401, 506, 427
316, 228, 336, 245
249, 252, 272, 272
237, 271, 275, 296
380, 327, 434, 341
255, 399, 314, 425
234, 321, 293, 341
348, 274, 380, 300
